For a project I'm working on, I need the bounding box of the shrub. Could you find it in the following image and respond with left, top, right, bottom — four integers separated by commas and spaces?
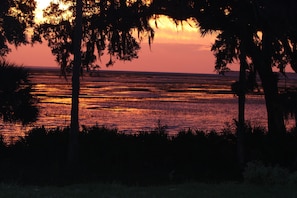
243, 161, 290, 185
0, 61, 39, 125
3, 123, 297, 185
288, 171, 297, 185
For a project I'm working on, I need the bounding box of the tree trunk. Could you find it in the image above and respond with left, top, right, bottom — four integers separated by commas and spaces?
253, 32, 286, 135
68, 0, 83, 164
237, 42, 247, 169
258, 66, 286, 135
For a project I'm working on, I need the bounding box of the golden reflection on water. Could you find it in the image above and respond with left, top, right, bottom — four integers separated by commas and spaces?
42, 97, 72, 105
2, 70, 297, 142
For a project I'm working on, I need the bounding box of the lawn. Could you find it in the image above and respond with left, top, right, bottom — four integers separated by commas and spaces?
1, 182, 296, 198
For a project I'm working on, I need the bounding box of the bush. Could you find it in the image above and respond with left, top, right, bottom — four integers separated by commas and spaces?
243, 161, 290, 185
288, 171, 297, 185
2, 124, 297, 185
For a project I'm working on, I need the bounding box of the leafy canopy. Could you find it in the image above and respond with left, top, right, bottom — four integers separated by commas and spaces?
195, 0, 297, 74
33, 0, 155, 74
0, 0, 36, 56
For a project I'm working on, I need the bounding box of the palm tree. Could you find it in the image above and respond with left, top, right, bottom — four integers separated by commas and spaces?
0, 61, 38, 125
0, 0, 38, 141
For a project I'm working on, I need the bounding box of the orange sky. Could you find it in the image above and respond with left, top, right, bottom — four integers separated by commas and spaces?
6, 0, 237, 74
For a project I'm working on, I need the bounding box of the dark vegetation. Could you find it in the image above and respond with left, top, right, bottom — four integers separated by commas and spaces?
2, 182, 297, 198
0, 61, 39, 124
2, 0, 297, 189
1, 124, 297, 186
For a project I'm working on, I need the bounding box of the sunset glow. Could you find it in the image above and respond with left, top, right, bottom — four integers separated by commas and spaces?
33, 0, 215, 46
34, 0, 71, 23
7, 0, 221, 74
34, 0, 53, 22
34, 0, 201, 42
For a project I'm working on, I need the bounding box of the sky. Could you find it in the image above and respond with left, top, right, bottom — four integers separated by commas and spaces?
6, 0, 238, 74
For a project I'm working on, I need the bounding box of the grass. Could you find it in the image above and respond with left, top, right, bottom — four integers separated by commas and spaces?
1, 182, 297, 198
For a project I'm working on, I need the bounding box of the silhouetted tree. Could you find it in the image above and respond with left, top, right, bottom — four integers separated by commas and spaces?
67, 0, 83, 165
193, 0, 297, 135
187, 0, 248, 167
0, 61, 38, 125
0, 1, 38, 125
0, 0, 36, 56
255, 0, 297, 135
167, 0, 297, 166
33, 0, 154, 162
33, 0, 154, 74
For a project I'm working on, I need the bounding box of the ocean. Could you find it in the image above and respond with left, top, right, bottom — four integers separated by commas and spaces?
1, 69, 296, 142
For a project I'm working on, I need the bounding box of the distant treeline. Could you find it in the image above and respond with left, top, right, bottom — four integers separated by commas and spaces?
1, 125, 297, 185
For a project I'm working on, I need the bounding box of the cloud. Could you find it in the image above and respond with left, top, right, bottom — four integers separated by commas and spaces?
148, 15, 217, 46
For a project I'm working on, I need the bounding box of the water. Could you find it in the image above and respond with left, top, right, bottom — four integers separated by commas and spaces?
1, 69, 296, 142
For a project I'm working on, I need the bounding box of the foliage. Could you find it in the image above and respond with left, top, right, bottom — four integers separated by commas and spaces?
0, 61, 38, 125
243, 161, 290, 185
194, 0, 297, 134
2, 123, 297, 185
0, 125, 297, 185
279, 89, 297, 121
0, 125, 238, 185
243, 160, 297, 185
0, 0, 36, 56
33, 0, 154, 74
195, 0, 297, 75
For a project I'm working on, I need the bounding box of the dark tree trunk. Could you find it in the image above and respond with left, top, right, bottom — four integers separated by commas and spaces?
258, 67, 286, 135
253, 32, 286, 135
237, 41, 247, 169
68, 0, 83, 164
